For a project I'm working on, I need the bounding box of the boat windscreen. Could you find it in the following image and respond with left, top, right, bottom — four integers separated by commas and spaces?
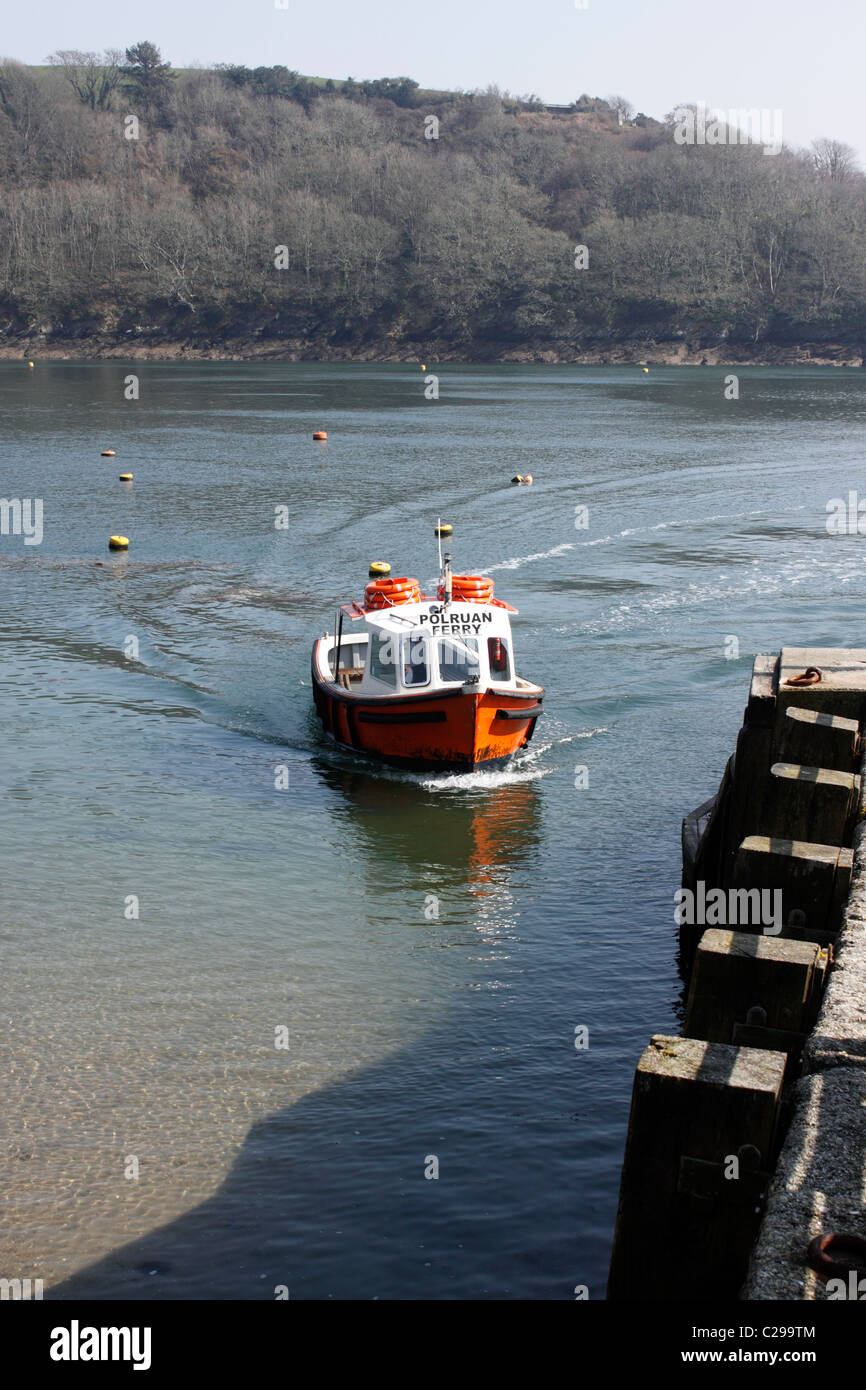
402, 634, 430, 687
438, 636, 479, 683
369, 633, 398, 686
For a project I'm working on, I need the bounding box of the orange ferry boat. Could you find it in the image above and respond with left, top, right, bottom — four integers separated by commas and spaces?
311, 532, 543, 771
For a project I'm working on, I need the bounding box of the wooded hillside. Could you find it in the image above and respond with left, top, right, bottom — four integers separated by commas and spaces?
1, 46, 864, 360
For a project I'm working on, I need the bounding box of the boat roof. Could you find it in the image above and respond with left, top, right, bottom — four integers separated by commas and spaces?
340, 596, 517, 631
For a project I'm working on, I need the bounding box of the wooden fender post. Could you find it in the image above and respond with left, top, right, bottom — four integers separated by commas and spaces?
607, 1036, 786, 1300
761, 763, 859, 846
684, 929, 828, 1044
731, 837, 850, 945
777, 706, 860, 773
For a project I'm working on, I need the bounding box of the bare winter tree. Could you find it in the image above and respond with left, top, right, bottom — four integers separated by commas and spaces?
607, 94, 635, 125
811, 137, 859, 181
47, 50, 124, 111
1, 59, 865, 355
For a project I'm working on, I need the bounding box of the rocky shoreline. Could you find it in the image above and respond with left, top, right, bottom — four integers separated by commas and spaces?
1, 336, 863, 367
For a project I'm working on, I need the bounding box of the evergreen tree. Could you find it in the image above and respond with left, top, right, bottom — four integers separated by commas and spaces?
121, 41, 174, 110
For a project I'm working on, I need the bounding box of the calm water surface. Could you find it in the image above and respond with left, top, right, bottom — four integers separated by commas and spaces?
1, 362, 864, 1298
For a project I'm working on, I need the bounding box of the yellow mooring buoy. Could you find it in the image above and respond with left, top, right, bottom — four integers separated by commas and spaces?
369, 561, 391, 578
27, 360, 34, 368
434, 522, 453, 537
108, 535, 129, 550
119, 474, 133, 482
102, 449, 116, 457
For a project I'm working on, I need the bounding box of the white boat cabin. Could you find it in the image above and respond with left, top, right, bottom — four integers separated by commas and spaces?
323, 598, 523, 697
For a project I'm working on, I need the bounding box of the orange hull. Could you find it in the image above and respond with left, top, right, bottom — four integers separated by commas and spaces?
312, 648, 542, 771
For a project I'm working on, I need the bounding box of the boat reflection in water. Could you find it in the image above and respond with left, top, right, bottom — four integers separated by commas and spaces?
311, 757, 543, 959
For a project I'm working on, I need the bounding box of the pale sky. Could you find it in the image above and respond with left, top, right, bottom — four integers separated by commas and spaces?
4, 0, 864, 163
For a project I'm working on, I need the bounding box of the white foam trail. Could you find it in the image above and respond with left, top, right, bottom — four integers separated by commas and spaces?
319, 744, 551, 788
577, 549, 864, 636
523, 728, 609, 760
418, 764, 553, 791
419, 728, 610, 784
480, 542, 574, 574
577, 505, 808, 548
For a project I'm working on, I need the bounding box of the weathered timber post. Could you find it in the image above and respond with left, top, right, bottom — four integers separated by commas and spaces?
761, 763, 859, 845
777, 706, 859, 773
684, 929, 828, 1045
731, 836, 850, 944
721, 654, 778, 882
607, 1036, 786, 1300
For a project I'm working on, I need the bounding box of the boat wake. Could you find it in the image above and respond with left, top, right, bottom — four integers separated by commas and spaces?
479, 542, 575, 573
313, 741, 553, 790
578, 505, 807, 548
417, 762, 552, 792
310, 724, 608, 792
531, 726, 610, 749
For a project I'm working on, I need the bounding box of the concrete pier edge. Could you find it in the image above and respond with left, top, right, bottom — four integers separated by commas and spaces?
744, 802, 866, 1299
609, 648, 866, 1301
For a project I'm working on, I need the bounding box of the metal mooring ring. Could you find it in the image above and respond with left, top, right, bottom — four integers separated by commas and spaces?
784, 667, 823, 687
806, 1233, 866, 1282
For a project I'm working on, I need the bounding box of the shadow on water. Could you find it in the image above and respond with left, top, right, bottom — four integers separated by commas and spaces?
49, 1024, 580, 1302
49, 766, 603, 1300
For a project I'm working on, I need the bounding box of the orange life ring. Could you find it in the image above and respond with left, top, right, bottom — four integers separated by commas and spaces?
439, 574, 495, 603
365, 576, 420, 609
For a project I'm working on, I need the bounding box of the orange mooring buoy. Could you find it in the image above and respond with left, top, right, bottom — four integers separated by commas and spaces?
313, 431, 327, 441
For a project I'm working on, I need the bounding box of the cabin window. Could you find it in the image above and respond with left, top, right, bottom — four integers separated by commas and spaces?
401, 634, 430, 688
438, 636, 479, 683
488, 636, 511, 680
369, 633, 397, 687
